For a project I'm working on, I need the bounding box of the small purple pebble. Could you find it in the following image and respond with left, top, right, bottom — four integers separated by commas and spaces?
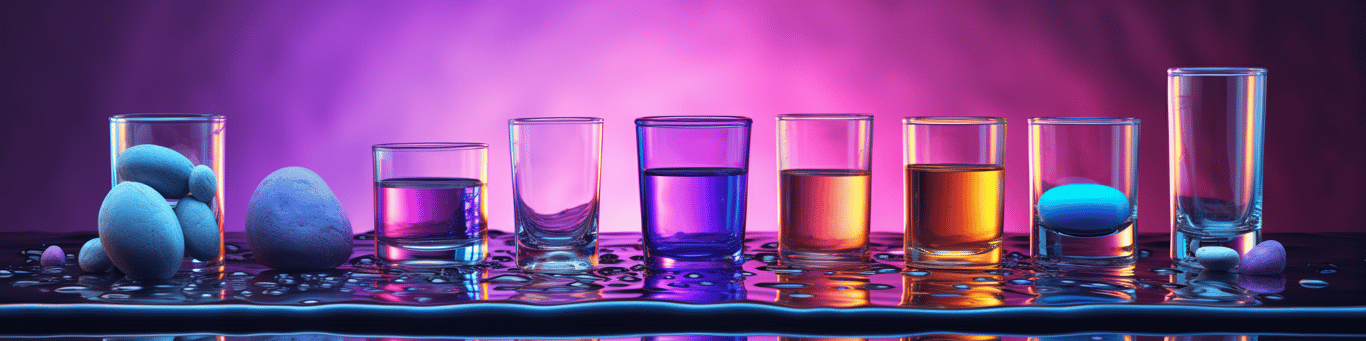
40, 245, 65, 267
1241, 240, 1286, 275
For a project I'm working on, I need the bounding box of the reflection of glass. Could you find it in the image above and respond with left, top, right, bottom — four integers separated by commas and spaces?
1168, 68, 1267, 267
905, 335, 999, 341
371, 269, 488, 304
373, 143, 489, 267
773, 271, 870, 308
1164, 267, 1260, 306
1029, 266, 1136, 305
636, 116, 752, 269
510, 274, 604, 304
1028, 117, 1139, 268
510, 117, 604, 273
645, 336, 745, 341
642, 269, 746, 303
900, 269, 1003, 309
1031, 335, 1132, 341
1165, 336, 1256, 341
110, 113, 226, 275
903, 117, 1005, 268
777, 114, 873, 268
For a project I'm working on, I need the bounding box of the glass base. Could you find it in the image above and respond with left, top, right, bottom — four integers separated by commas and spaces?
1032, 224, 1137, 268
378, 239, 487, 268
1171, 228, 1261, 268
778, 247, 870, 269
517, 247, 596, 273
645, 251, 743, 270
906, 242, 1002, 269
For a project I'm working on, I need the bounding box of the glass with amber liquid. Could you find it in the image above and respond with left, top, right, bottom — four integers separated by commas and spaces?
777, 114, 874, 268
904, 117, 1005, 268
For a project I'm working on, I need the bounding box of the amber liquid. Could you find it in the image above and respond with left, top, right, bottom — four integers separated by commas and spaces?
905, 164, 1004, 267
779, 169, 872, 266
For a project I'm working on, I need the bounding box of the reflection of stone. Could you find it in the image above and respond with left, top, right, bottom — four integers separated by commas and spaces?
774, 271, 870, 308
1028, 266, 1135, 305
1164, 267, 1259, 306
641, 268, 745, 303
901, 269, 1003, 309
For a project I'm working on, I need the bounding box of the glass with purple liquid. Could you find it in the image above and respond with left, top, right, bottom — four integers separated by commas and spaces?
373, 142, 488, 267
509, 117, 603, 272
636, 116, 752, 269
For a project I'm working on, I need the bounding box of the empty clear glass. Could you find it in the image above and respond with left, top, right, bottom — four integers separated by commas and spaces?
509, 117, 604, 273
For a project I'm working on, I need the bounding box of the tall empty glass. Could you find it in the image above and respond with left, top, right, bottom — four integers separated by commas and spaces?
509, 117, 604, 272
636, 116, 752, 269
110, 113, 226, 275
904, 117, 1006, 268
1029, 117, 1140, 268
1168, 68, 1267, 267
777, 114, 873, 268
373, 142, 488, 267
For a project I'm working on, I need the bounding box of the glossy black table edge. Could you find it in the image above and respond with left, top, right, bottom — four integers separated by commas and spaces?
2, 301, 1365, 337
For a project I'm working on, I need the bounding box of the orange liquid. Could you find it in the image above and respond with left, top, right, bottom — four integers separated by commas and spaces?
779, 169, 871, 261
905, 164, 1004, 257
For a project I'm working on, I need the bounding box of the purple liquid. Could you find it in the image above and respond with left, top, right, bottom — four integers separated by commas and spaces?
640, 167, 747, 266
375, 177, 487, 264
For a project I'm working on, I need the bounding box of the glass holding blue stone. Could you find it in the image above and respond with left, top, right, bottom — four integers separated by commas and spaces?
1028, 117, 1139, 268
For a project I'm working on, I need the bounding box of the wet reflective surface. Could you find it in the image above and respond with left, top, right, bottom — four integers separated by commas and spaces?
3, 231, 1360, 307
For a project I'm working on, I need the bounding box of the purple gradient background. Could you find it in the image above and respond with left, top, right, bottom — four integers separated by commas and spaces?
2, 1, 1363, 236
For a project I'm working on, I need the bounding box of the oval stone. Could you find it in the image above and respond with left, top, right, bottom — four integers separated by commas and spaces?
189, 165, 218, 202
1241, 240, 1286, 275
115, 144, 195, 199
79, 238, 114, 273
245, 167, 353, 271
40, 245, 65, 267
1037, 183, 1131, 237
1195, 246, 1240, 271
98, 181, 185, 279
174, 197, 221, 262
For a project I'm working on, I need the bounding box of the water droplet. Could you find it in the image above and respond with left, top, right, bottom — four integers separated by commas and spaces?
416, 297, 432, 302
787, 293, 814, 298
297, 284, 312, 291
760, 242, 779, 249
1007, 252, 1026, 259
54, 286, 86, 293
301, 299, 320, 304
488, 274, 532, 283
618, 275, 642, 282
1138, 249, 1152, 258
973, 277, 993, 282
598, 267, 630, 276
99, 293, 130, 299
428, 277, 448, 284
1081, 283, 1115, 289
0, 270, 12, 278
229, 271, 252, 277
1262, 294, 1283, 300
240, 291, 253, 297
684, 273, 703, 279
667, 282, 689, 288
662, 275, 675, 279
491, 256, 513, 262
930, 293, 961, 297
630, 255, 645, 261
353, 234, 373, 240
1299, 279, 1329, 289
862, 284, 894, 290
1149, 268, 1181, 275
1162, 283, 1185, 289
404, 287, 422, 291
266, 289, 286, 295
698, 281, 715, 286
630, 264, 647, 272
741, 271, 757, 276
1319, 269, 1337, 274
755, 282, 808, 289
953, 284, 970, 290
113, 285, 144, 291
754, 253, 779, 263
1008, 279, 1033, 285
340, 288, 355, 293
906, 270, 930, 276
254, 282, 278, 288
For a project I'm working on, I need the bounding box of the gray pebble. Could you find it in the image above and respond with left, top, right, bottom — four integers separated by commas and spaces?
174, 197, 221, 262
115, 144, 194, 199
79, 238, 114, 273
40, 245, 64, 267
188, 165, 217, 202
245, 167, 353, 271
98, 181, 185, 279
1195, 246, 1240, 271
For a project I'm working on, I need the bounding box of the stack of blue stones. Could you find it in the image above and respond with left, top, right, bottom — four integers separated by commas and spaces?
86, 144, 220, 279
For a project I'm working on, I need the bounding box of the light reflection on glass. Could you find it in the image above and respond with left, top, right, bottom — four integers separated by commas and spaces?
1028, 265, 1136, 305
511, 273, 604, 304
642, 268, 746, 303
773, 271, 870, 308
900, 269, 1003, 309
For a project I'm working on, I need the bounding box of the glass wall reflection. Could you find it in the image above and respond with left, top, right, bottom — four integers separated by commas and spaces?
900, 269, 1003, 309
642, 268, 747, 303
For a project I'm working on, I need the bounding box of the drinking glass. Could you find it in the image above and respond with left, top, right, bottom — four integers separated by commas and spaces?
1168, 67, 1267, 267
110, 113, 225, 275
1029, 117, 1139, 268
903, 117, 1006, 268
636, 116, 752, 269
777, 114, 873, 268
509, 117, 604, 272
373, 142, 488, 267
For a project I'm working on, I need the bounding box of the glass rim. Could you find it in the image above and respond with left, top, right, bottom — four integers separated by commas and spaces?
1028, 117, 1139, 125
373, 142, 488, 151
110, 113, 224, 122
509, 117, 603, 125
903, 116, 1005, 125
777, 113, 873, 121
635, 116, 752, 128
1167, 67, 1266, 76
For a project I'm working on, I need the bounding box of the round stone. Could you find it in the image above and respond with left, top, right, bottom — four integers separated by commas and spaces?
115, 144, 195, 199
1240, 240, 1286, 275
78, 238, 114, 273
188, 165, 218, 202
98, 181, 185, 279
1195, 246, 1240, 271
40, 245, 65, 267
245, 167, 353, 271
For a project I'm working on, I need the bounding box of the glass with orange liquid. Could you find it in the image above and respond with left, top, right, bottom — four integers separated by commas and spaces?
904, 117, 1006, 268
777, 114, 874, 268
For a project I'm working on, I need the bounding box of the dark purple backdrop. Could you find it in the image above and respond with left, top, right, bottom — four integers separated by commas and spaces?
2, 1, 1363, 236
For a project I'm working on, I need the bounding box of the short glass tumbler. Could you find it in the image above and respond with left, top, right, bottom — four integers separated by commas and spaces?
509, 117, 604, 272
1029, 117, 1140, 268
777, 114, 873, 268
1168, 67, 1267, 267
636, 116, 752, 269
110, 113, 226, 275
373, 143, 489, 267
904, 117, 1006, 268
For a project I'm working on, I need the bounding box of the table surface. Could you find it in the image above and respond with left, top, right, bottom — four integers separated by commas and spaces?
1, 231, 1363, 338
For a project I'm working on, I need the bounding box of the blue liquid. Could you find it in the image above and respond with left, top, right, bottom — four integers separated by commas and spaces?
640, 167, 747, 267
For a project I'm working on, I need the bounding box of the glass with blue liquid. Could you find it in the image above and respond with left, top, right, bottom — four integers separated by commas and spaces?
1029, 117, 1139, 268
373, 142, 488, 268
636, 116, 752, 269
